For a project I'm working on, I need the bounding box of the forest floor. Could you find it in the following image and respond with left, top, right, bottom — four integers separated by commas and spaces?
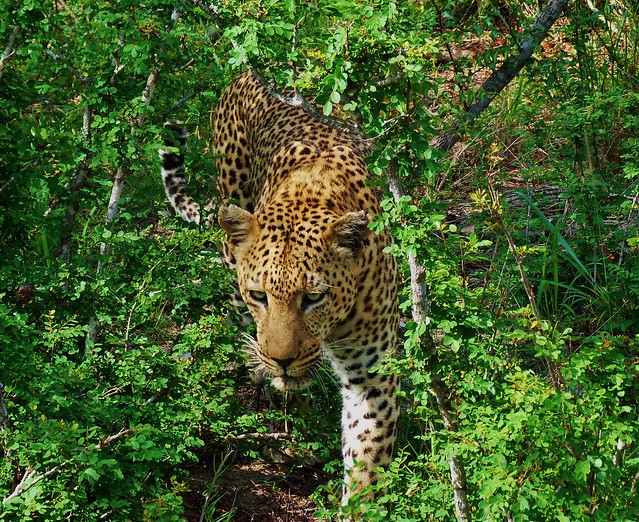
184, 430, 334, 522
180, 380, 334, 521
182, 442, 330, 521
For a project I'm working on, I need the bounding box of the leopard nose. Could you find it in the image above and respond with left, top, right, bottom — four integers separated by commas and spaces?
272, 357, 296, 371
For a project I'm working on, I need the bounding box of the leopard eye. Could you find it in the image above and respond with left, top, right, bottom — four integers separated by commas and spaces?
302, 292, 325, 311
248, 290, 268, 305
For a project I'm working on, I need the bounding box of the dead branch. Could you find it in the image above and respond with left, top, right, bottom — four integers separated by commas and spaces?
431, 0, 569, 152
227, 432, 297, 443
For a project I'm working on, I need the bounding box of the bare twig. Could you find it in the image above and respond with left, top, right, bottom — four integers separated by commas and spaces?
227, 432, 297, 443
431, 0, 569, 151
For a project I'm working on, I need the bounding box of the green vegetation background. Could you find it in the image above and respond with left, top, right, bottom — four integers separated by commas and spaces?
1, 0, 638, 520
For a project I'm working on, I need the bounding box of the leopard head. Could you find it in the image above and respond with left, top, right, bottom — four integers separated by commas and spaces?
219, 204, 370, 390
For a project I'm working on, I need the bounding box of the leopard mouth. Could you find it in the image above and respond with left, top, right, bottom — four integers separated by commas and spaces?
243, 337, 318, 391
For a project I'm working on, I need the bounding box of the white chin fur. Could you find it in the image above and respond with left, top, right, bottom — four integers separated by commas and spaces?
270, 375, 314, 391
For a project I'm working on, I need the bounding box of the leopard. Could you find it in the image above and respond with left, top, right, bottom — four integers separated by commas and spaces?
159, 70, 399, 504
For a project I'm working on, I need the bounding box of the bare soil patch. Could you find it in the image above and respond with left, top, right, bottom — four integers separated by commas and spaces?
183, 454, 331, 521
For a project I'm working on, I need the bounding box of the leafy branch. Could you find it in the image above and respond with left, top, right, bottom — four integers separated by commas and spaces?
249, 67, 368, 137
84, 8, 177, 354
431, 0, 569, 151
387, 159, 471, 522
3, 428, 135, 505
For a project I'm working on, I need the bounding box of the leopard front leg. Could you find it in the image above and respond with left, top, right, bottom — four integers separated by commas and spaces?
340, 373, 399, 504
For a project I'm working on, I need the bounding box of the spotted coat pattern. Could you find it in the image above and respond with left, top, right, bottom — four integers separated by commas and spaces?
160, 70, 399, 502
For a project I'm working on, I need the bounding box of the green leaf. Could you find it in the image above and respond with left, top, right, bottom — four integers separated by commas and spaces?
83, 467, 100, 483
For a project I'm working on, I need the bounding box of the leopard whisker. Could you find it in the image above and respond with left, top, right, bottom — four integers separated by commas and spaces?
323, 337, 358, 353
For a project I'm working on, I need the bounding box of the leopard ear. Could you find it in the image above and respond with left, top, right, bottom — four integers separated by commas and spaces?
328, 211, 371, 257
218, 204, 258, 249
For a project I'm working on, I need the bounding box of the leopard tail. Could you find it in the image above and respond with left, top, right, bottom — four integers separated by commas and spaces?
158, 124, 201, 224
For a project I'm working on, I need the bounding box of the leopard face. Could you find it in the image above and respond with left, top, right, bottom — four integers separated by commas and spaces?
220, 203, 371, 391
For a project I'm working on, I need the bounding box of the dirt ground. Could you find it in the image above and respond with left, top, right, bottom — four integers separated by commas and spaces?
183, 454, 331, 521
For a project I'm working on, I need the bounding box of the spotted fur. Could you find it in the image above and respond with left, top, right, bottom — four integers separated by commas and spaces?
159, 70, 399, 502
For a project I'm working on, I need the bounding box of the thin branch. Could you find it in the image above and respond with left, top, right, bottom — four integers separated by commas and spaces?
613, 438, 626, 468
0, 161, 38, 195
85, 37, 163, 353
365, 73, 404, 89
483, 180, 565, 390
85, 165, 127, 353
160, 92, 196, 119
135, 67, 159, 129
0, 382, 9, 431
387, 159, 471, 522
431, 0, 569, 152
249, 67, 367, 137
192, 0, 224, 24
45, 47, 92, 85
227, 432, 297, 443
191, 2, 365, 137
61, 106, 93, 265
2, 428, 135, 504
388, 170, 429, 322
0, 25, 21, 81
